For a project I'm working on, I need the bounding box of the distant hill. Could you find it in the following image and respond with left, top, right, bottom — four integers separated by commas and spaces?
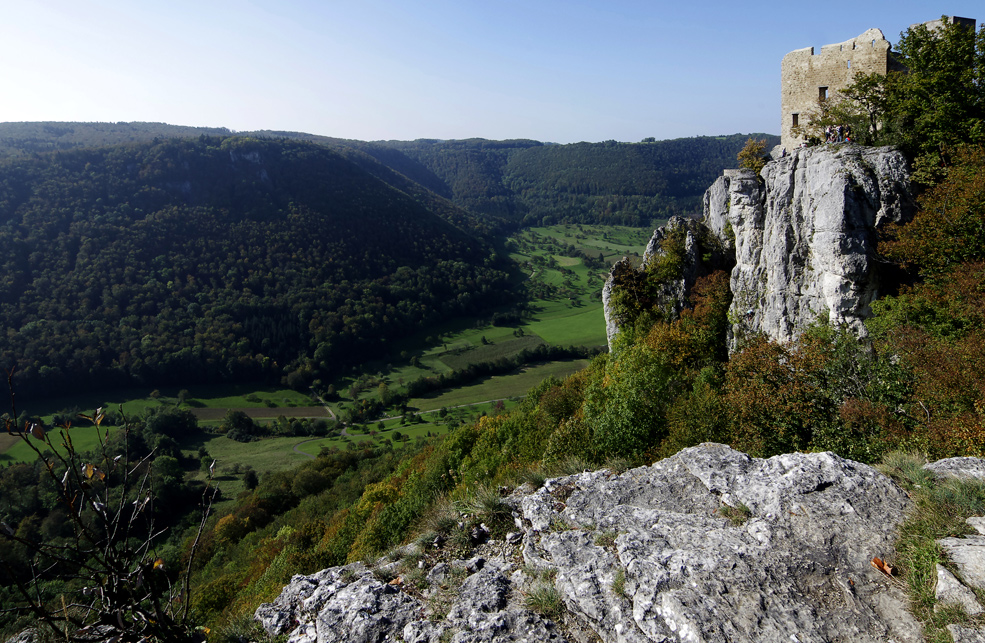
370, 135, 780, 226
0, 136, 510, 396
0, 121, 233, 158
0, 123, 779, 228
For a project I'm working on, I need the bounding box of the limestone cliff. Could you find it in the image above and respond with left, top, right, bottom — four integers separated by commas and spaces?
603, 144, 915, 350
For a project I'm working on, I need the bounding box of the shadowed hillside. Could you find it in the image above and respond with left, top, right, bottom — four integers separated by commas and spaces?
0, 136, 510, 396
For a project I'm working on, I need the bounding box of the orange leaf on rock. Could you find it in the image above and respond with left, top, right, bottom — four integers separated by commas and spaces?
871, 557, 894, 576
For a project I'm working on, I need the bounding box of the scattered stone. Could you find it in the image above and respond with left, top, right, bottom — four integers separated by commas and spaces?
426, 563, 451, 586
948, 624, 985, 643
451, 556, 485, 574
506, 531, 523, 545
470, 523, 490, 545
935, 564, 982, 615
925, 457, 985, 481
938, 536, 985, 590
403, 619, 448, 643
255, 567, 420, 642
969, 517, 985, 536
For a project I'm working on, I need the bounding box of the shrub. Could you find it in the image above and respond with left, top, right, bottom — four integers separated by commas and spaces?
0, 393, 216, 642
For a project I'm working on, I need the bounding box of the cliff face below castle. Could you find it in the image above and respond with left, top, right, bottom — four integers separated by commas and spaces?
604, 144, 915, 349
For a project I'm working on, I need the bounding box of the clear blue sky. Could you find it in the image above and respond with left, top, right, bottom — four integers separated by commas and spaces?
2, 1, 980, 143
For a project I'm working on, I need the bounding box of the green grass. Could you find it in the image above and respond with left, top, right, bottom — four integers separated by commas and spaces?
527, 306, 607, 346
190, 407, 329, 422
11, 384, 315, 426
878, 451, 985, 642
408, 360, 588, 411
438, 335, 546, 371
524, 583, 565, 620
0, 425, 117, 464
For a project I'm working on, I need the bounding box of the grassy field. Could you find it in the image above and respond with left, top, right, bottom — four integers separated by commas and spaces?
11, 384, 317, 426
190, 406, 330, 422
504, 224, 654, 347
407, 359, 589, 411
0, 425, 117, 464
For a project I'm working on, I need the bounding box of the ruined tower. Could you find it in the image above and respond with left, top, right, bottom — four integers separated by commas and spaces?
780, 17, 976, 151
780, 29, 900, 150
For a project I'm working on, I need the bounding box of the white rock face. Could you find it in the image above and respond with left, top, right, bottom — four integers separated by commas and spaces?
603, 145, 914, 351
704, 145, 914, 348
520, 444, 921, 643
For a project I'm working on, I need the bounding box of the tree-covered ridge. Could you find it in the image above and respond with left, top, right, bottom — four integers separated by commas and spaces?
0, 125, 781, 228
0, 136, 511, 396
375, 134, 780, 226
0, 121, 234, 159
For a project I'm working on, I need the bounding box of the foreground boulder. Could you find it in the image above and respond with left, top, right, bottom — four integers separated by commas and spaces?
256, 444, 928, 642
520, 443, 919, 642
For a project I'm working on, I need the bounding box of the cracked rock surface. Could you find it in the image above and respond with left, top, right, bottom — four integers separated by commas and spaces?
255, 444, 931, 643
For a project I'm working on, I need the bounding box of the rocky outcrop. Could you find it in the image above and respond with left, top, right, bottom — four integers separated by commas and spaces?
520, 444, 921, 643
601, 257, 633, 348
256, 444, 941, 643
254, 554, 569, 643
708, 144, 914, 348
602, 216, 731, 349
603, 144, 915, 351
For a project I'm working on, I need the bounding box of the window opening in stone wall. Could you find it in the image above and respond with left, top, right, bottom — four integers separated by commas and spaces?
819, 86, 828, 101
792, 113, 799, 128
847, 60, 852, 69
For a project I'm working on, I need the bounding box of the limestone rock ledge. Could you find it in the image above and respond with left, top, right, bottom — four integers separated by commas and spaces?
603, 144, 916, 351
712, 145, 915, 349
255, 444, 929, 643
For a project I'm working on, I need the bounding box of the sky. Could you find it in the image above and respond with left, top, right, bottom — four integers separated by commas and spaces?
1, 0, 981, 144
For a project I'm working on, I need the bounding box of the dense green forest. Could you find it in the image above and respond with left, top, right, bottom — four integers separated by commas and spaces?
374, 135, 780, 225
0, 136, 511, 397
0, 122, 234, 159
0, 124, 779, 229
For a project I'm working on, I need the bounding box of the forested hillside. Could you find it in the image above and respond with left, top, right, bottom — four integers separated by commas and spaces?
0, 136, 510, 397
376, 134, 780, 225
0, 124, 779, 229
0, 121, 233, 158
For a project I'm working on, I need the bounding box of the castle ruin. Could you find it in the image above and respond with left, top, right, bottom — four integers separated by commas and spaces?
780, 17, 976, 150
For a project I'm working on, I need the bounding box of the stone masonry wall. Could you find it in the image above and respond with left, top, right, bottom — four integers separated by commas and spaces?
780, 28, 897, 151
